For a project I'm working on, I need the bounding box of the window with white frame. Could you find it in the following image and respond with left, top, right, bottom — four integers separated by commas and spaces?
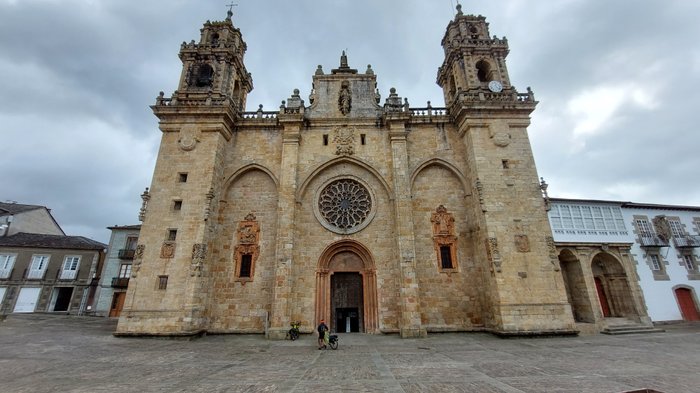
60, 256, 81, 280
118, 264, 132, 278
0, 253, 16, 279
28, 255, 50, 279
669, 219, 685, 238
636, 218, 654, 236
649, 254, 662, 271
683, 254, 696, 271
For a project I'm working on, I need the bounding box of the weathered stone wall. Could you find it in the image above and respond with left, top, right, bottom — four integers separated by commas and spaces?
207, 169, 278, 333
411, 164, 483, 330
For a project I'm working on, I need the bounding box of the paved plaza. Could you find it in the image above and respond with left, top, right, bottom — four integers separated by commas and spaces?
0, 314, 698, 392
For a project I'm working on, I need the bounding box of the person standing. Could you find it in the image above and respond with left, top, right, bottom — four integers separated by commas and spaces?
317, 319, 328, 350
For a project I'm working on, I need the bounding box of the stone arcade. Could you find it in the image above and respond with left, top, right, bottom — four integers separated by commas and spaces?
116, 6, 580, 338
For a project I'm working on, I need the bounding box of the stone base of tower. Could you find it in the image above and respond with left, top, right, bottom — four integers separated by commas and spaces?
489, 303, 579, 337
114, 310, 206, 338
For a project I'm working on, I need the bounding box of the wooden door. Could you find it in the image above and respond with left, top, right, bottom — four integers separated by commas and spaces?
594, 277, 611, 317
675, 288, 700, 321
109, 292, 126, 317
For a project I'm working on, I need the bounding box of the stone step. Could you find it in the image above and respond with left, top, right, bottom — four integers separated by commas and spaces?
601, 325, 665, 335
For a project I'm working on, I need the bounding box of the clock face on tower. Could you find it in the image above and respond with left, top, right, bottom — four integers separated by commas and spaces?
488, 80, 503, 93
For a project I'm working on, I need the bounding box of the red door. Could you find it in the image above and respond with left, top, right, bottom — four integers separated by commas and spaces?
675, 288, 700, 321
595, 277, 611, 317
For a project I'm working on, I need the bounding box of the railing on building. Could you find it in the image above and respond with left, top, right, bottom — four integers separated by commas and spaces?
26, 269, 46, 280
118, 249, 135, 260
111, 277, 130, 288
59, 270, 78, 280
639, 234, 669, 247
673, 235, 700, 248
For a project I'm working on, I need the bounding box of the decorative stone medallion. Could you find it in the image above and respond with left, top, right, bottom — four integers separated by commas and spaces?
333, 126, 356, 156
491, 132, 511, 147
314, 177, 376, 234
161, 241, 175, 259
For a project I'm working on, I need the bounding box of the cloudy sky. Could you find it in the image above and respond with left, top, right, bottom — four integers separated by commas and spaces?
2, 0, 699, 244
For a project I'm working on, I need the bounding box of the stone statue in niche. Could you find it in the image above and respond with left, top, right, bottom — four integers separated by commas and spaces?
190, 243, 207, 277
338, 81, 352, 115
546, 236, 560, 271
513, 220, 530, 253
486, 237, 502, 272
131, 244, 145, 278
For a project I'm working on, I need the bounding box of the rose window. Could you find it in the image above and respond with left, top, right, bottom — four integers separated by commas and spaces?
318, 179, 372, 230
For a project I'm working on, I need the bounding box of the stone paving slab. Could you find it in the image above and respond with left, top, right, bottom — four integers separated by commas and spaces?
1, 314, 699, 392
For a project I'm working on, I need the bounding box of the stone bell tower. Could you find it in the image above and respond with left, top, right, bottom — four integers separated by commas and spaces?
175, 10, 253, 110
437, 4, 577, 335
115, 10, 253, 336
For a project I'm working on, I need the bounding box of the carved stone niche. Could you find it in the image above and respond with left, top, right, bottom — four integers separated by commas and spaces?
234, 213, 260, 283
430, 205, 459, 272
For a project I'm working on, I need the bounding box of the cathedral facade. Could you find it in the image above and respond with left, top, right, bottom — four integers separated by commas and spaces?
116, 6, 578, 338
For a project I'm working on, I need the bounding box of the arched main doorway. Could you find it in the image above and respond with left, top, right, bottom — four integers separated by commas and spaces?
591, 253, 639, 319
315, 240, 379, 333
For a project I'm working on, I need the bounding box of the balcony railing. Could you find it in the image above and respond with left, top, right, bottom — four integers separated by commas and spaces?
27, 269, 46, 279
111, 277, 130, 288
59, 270, 78, 280
118, 249, 135, 259
673, 235, 700, 248
639, 234, 669, 247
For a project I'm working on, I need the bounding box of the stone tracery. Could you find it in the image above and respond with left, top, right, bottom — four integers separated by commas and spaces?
318, 179, 372, 231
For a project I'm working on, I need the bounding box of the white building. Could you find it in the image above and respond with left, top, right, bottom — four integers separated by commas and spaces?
548, 198, 700, 326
